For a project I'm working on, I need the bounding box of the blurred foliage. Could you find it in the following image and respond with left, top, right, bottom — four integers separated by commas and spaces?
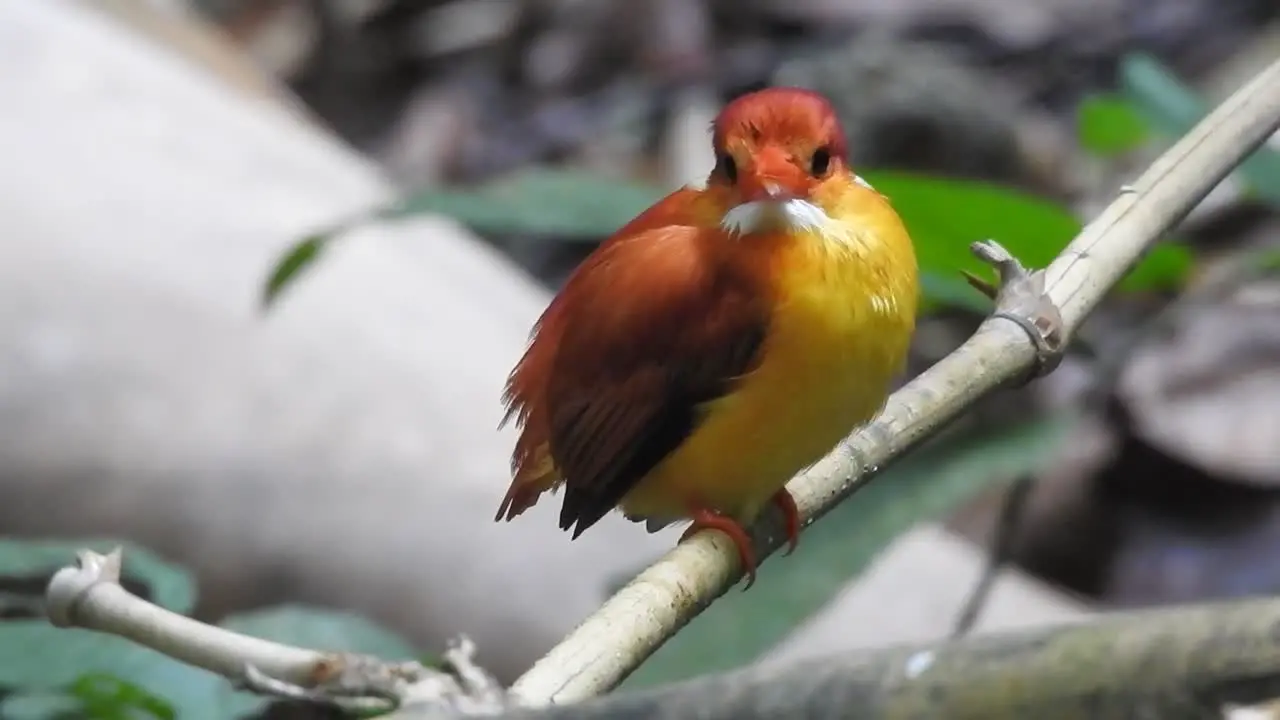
262, 167, 1193, 312
860, 170, 1190, 309
1120, 52, 1280, 208
388, 172, 668, 241
1076, 94, 1151, 157
263, 233, 327, 308
3, 674, 178, 720
0, 539, 425, 720
618, 411, 1077, 689
267, 51, 1280, 311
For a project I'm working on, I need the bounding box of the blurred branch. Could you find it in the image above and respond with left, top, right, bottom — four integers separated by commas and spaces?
503, 54, 1280, 709
46, 548, 1280, 720
45, 548, 510, 717
494, 594, 1280, 720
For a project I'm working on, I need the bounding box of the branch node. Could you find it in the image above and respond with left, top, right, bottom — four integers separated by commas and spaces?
45, 546, 123, 628
234, 657, 403, 715
444, 636, 505, 704
400, 635, 511, 715
964, 239, 1066, 380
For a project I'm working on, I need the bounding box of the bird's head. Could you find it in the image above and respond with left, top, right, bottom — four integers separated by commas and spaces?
706, 87, 857, 236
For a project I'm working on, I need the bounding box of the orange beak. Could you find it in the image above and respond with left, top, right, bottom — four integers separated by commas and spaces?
738, 145, 807, 203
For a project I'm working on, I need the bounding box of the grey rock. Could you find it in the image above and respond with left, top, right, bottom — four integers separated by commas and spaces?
0, 0, 674, 681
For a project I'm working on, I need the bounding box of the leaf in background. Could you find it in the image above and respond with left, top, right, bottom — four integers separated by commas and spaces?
0, 540, 231, 720
0, 626, 229, 720
1120, 52, 1280, 208
387, 169, 667, 240
216, 605, 425, 718
0, 690, 81, 720
64, 674, 175, 720
335, 167, 1192, 313
618, 412, 1076, 690
0, 539, 196, 616
1075, 94, 1151, 157
218, 605, 421, 660
1252, 245, 1280, 272
860, 170, 1193, 305
261, 232, 331, 310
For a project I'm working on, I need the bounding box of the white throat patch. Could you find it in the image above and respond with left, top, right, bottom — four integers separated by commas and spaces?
720, 198, 834, 236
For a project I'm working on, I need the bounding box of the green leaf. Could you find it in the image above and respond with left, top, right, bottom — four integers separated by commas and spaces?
1075, 94, 1151, 157
215, 605, 424, 718
0, 624, 230, 720
0, 540, 236, 720
261, 233, 331, 310
0, 539, 196, 616
918, 272, 991, 314
619, 412, 1077, 690
386, 169, 667, 241
1120, 52, 1280, 208
1252, 245, 1280, 272
2, 675, 178, 720
860, 170, 1193, 304
71, 674, 175, 720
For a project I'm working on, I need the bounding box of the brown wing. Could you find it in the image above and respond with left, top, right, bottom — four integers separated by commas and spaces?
513, 224, 769, 538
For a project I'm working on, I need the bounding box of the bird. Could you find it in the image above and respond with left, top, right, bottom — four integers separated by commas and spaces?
494, 86, 919, 588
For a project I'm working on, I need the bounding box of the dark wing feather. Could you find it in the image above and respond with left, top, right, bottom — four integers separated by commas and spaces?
543, 226, 769, 538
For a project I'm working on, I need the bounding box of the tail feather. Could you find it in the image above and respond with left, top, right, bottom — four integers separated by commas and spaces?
494, 443, 563, 522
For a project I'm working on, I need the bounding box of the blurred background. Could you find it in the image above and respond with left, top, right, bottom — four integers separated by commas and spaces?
2, 0, 1280, 716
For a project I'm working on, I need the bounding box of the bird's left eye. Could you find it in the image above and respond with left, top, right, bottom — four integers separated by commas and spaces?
809, 147, 832, 176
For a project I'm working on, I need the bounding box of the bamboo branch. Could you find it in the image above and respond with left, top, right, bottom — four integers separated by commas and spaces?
504, 55, 1280, 706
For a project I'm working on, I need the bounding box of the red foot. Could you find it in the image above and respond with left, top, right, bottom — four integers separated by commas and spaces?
679, 508, 759, 589
771, 489, 801, 556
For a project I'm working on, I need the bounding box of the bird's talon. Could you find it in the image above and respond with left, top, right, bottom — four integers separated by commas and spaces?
679, 508, 759, 588
967, 239, 1066, 380
771, 489, 801, 556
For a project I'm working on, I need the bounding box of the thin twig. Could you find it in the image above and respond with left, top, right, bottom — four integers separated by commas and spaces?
950, 473, 1035, 638
504, 55, 1280, 706
44, 548, 510, 717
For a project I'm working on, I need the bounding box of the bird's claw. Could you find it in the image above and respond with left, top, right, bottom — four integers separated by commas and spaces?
680, 508, 759, 590
963, 239, 1066, 381
770, 489, 801, 556
677, 493, 801, 591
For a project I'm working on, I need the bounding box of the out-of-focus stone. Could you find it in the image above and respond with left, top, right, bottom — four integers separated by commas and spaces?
1118, 278, 1280, 488
760, 525, 1092, 666
0, 0, 676, 681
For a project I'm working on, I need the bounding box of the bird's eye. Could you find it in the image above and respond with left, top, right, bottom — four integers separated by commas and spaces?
718, 154, 738, 183
810, 146, 832, 176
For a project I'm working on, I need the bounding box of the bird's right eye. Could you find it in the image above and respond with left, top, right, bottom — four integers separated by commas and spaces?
717, 154, 738, 183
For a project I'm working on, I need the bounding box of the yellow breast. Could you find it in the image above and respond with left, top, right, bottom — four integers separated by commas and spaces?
621, 189, 919, 523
